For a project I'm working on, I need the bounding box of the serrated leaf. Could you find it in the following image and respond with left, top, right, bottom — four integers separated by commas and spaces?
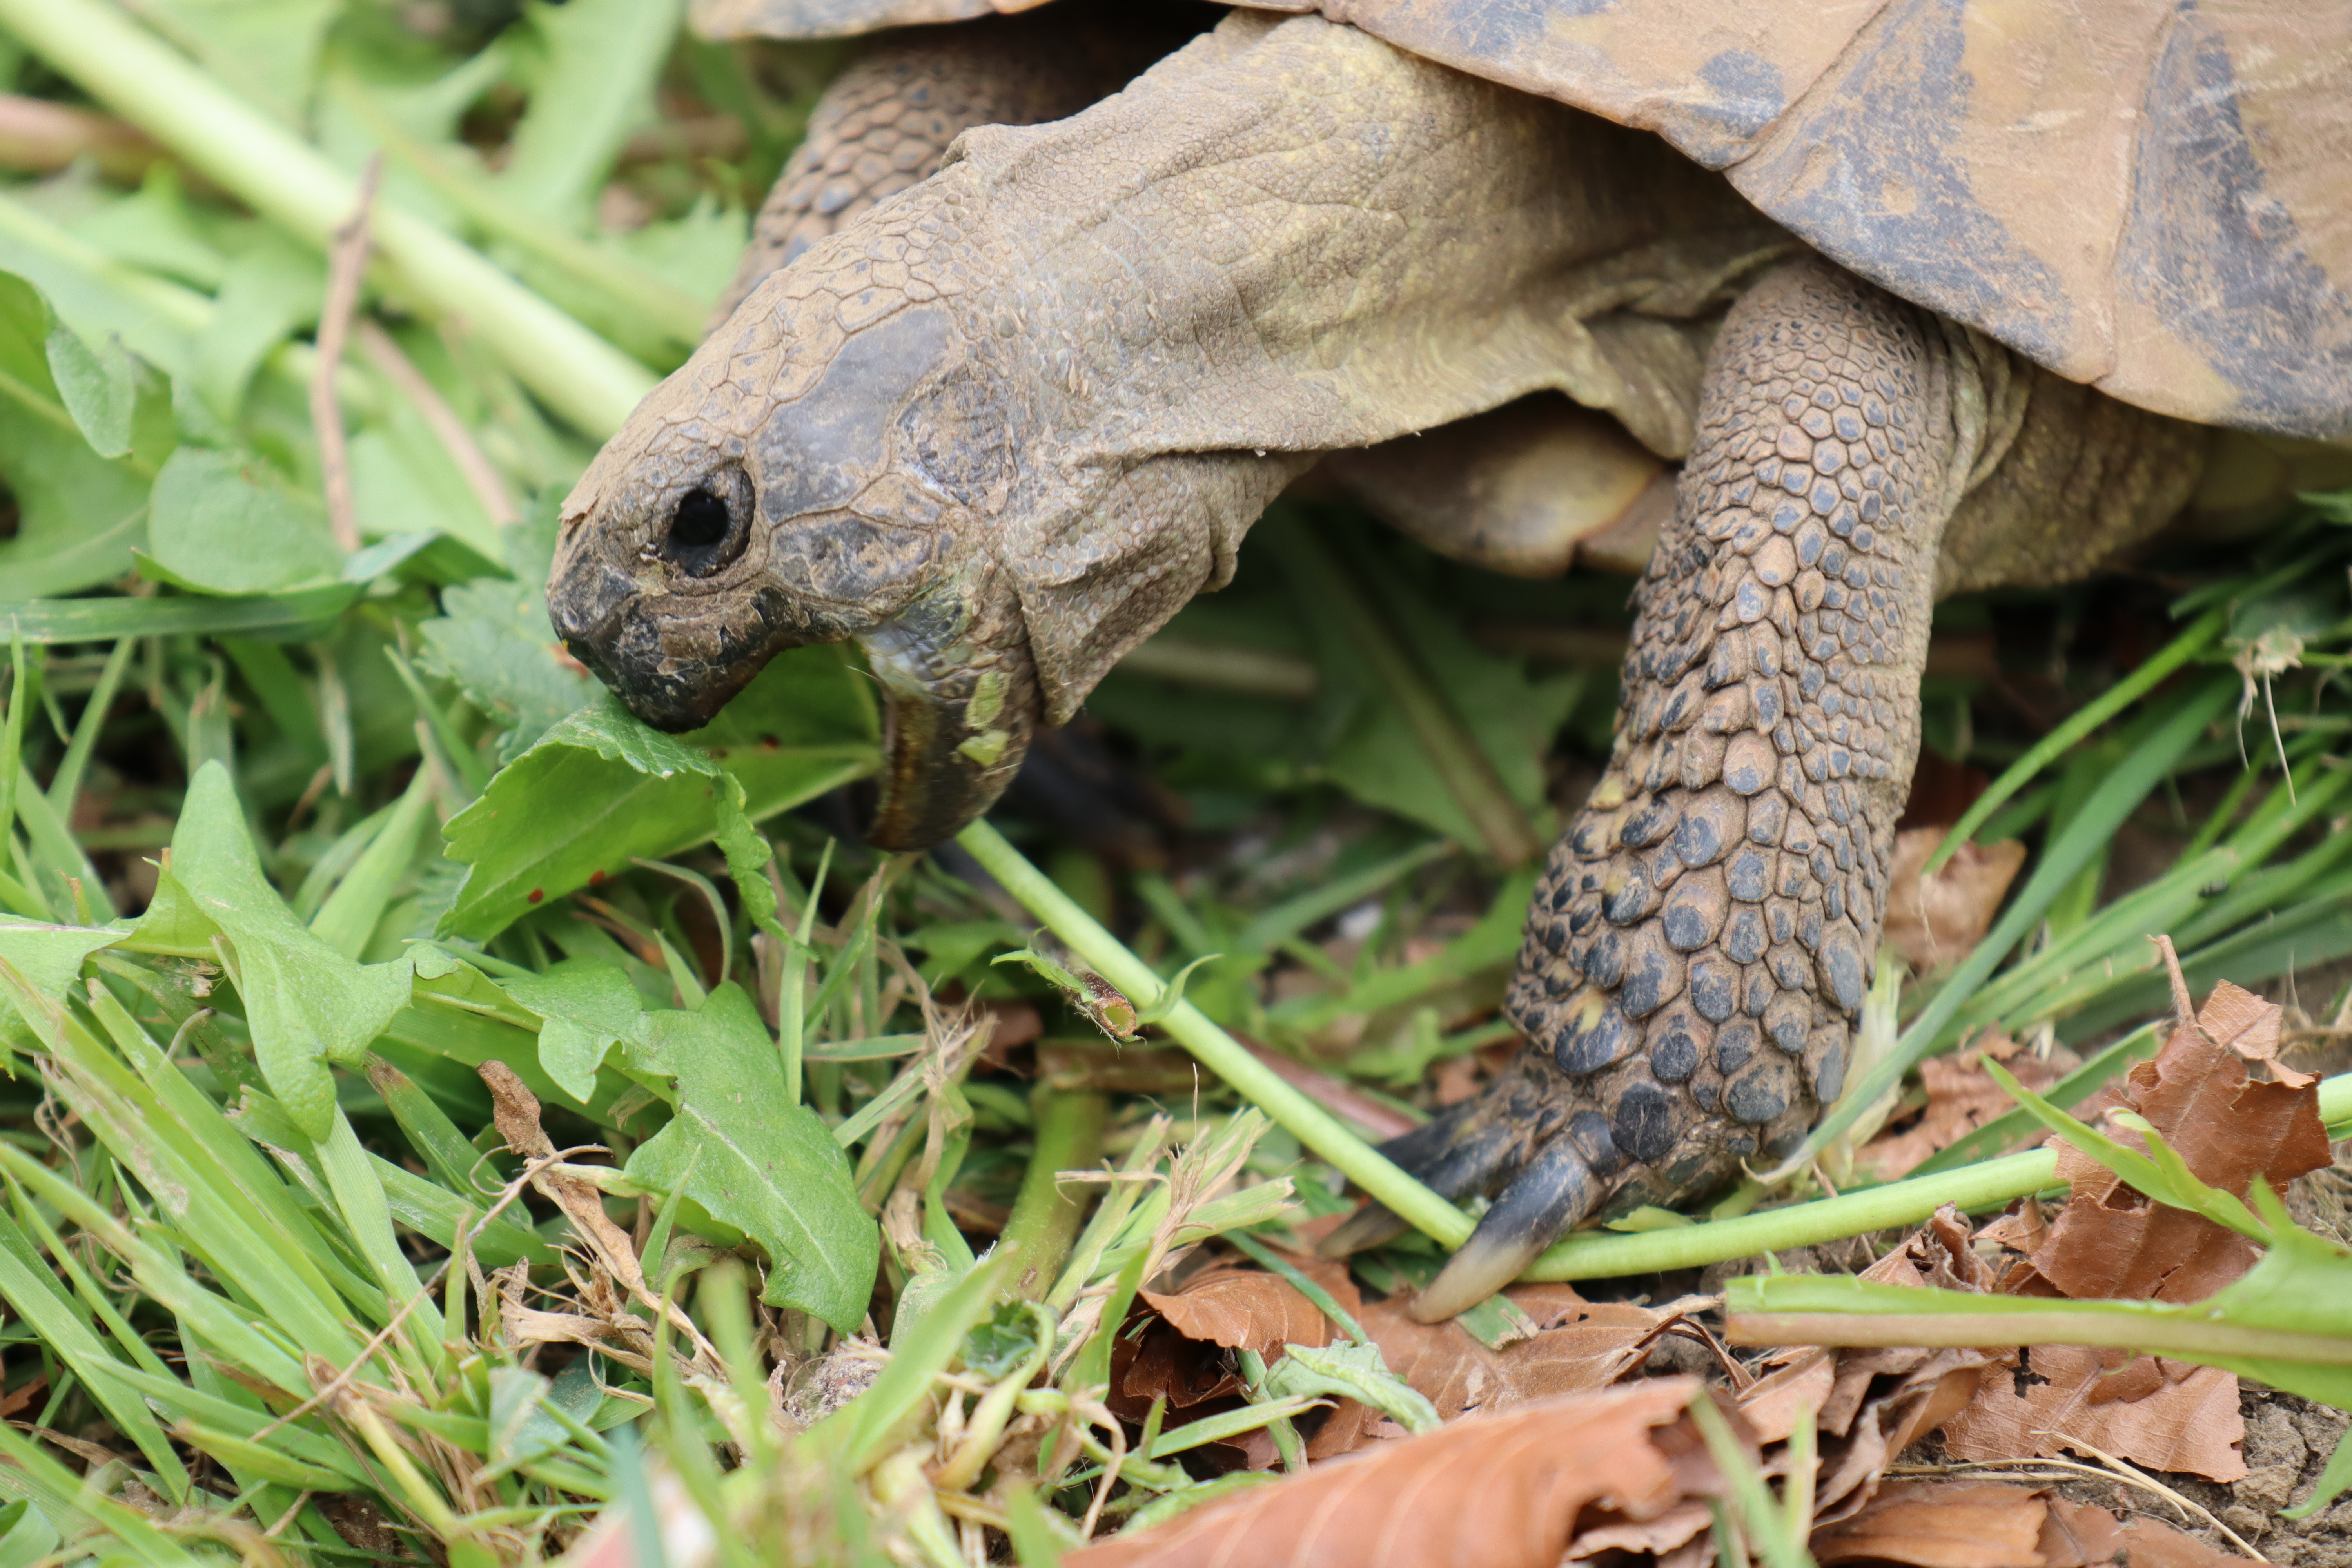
416, 575, 595, 759
437, 647, 877, 941
624, 984, 877, 1334
166, 763, 412, 1139
500, 958, 646, 1103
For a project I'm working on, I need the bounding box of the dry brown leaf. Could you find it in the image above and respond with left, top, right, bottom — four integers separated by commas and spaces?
1738, 1347, 1836, 1444
2024, 977, 2328, 1305
1138, 1258, 1357, 1359
2197, 978, 2309, 1087
1117, 1252, 1366, 1439
1883, 829, 2028, 974
1065, 1379, 1709, 1568
1809, 1481, 2242, 1568
1938, 1342, 2247, 1481
1357, 1285, 1673, 1423
1857, 1036, 2068, 1182
1812, 1481, 2051, 1568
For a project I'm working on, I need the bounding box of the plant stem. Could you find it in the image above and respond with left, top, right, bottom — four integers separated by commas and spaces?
0, 0, 654, 439
956, 820, 1472, 1248
1001, 1090, 1108, 1301
1526, 1147, 2062, 1281
1529, 1069, 2352, 1281
1725, 1310, 2352, 1364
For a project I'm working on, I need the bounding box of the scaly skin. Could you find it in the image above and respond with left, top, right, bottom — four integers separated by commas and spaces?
711, 11, 1179, 327
552, 13, 2205, 1314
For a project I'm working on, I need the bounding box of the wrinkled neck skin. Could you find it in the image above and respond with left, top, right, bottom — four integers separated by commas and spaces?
549, 11, 1782, 844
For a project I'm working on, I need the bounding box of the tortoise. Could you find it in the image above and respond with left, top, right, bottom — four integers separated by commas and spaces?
547, 0, 2352, 1320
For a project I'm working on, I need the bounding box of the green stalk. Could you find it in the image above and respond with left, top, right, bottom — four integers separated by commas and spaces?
0, 0, 654, 439
1525, 1069, 2352, 1281
1000, 1089, 1108, 1301
956, 820, 1473, 1248
1527, 1147, 2059, 1281
1922, 608, 2224, 876
1728, 1308, 2352, 1363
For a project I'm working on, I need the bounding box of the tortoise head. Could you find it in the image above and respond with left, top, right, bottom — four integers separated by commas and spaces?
547, 292, 1038, 851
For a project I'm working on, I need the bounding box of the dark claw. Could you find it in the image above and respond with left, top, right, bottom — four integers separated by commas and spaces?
1318, 1106, 1519, 1258
1408, 1111, 1622, 1323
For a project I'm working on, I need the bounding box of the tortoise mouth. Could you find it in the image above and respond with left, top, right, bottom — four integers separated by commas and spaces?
855, 591, 1037, 852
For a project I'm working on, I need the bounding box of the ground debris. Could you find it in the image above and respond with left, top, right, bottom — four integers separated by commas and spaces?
1812, 1480, 2247, 1568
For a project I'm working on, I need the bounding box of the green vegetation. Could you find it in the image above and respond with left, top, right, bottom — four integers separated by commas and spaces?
0, 2, 2344, 1563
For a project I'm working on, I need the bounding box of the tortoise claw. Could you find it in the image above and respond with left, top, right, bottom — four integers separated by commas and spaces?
1318, 1106, 1523, 1259
1408, 1110, 1624, 1323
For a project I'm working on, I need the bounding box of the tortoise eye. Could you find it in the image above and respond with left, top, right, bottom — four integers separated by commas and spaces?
661, 477, 752, 577
672, 486, 729, 548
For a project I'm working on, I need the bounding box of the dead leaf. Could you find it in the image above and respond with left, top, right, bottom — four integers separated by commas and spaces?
1737, 1348, 1835, 1444
1812, 1481, 2051, 1568
1809, 1481, 2242, 1568
1357, 1285, 1672, 1423
1564, 1499, 1714, 1561
1857, 1036, 2069, 1182
2024, 976, 2329, 1305
1938, 1342, 2247, 1481
2196, 978, 2308, 1087
1884, 830, 2028, 974
1065, 1379, 1709, 1568
1139, 1256, 1359, 1360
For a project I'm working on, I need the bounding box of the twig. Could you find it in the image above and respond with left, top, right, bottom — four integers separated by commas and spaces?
310, 155, 380, 554
354, 319, 521, 529
1894, 1455, 2266, 1563
2046, 1432, 2270, 1564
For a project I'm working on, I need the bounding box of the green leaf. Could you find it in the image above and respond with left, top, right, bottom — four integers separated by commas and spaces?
499, 0, 687, 231
713, 770, 784, 942
1261, 1340, 1440, 1434
501, 957, 647, 1103
165, 762, 413, 1139
0, 918, 122, 1051
44, 320, 135, 457
191, 233, 318, 416
0, 585, 361, 645
0, 270, 149, 597
439, 646, 878, 941
140, 446, 343, 595
135, 0, 340, 128
416, 573, 592, 759
624, 983, 877, 1335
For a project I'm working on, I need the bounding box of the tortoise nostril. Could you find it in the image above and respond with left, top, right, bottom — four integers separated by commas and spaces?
671, 486, 730, 549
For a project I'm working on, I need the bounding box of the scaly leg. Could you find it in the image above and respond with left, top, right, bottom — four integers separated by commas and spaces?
1334, 256, 2197, 1320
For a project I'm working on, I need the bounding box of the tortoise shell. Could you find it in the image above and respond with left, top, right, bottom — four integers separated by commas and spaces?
691, 0, 2352, 441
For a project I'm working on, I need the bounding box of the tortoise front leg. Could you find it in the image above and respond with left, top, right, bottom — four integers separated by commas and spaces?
1341, 258, 1968, 1318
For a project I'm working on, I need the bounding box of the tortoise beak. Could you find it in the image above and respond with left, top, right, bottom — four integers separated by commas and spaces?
853, 589, 1037, 852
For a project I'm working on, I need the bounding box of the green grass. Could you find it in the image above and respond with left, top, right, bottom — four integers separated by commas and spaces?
0, 4, 2345, 1564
